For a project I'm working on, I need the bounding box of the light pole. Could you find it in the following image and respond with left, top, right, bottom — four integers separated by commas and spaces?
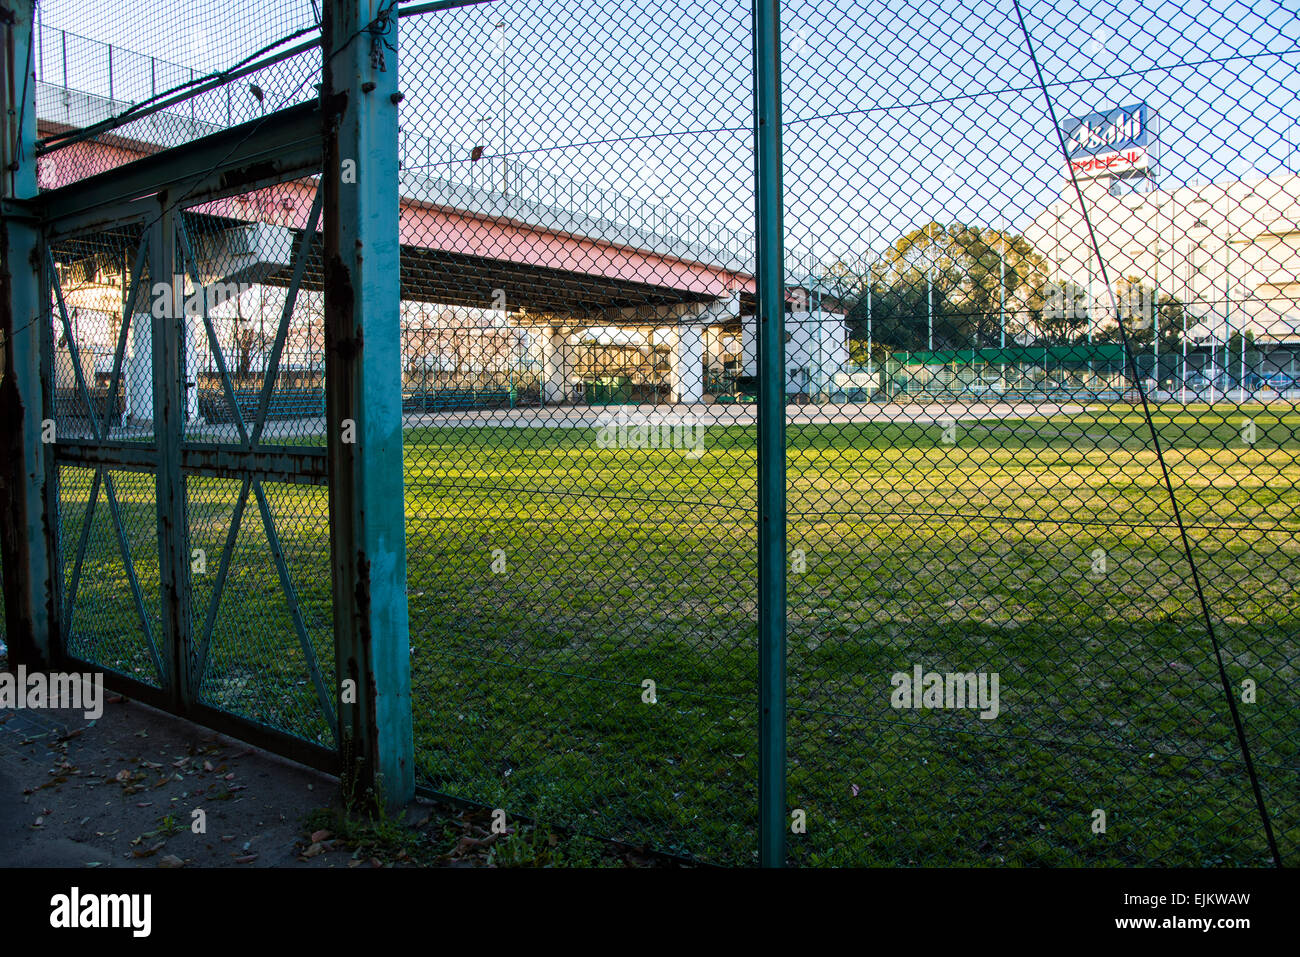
497, 21, 508, 195
999, 231, 1006, 351
1223, 228, 1235, 402
866, 253, 873, 386
1225, 230, 1251, 402
814, 279, 823, 402
1181, 235, 1189, 404
927, 222, 935, 352
1153, 195, 1169, 388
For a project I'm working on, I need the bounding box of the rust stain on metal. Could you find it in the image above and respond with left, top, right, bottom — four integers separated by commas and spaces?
321, 90, 349, 126
323, 252, 362, 360
353, 548, 381, 785
354, 550, 372, 649
0, 252, 37, 664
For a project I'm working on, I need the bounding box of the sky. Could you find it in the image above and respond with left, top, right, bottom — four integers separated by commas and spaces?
33, 0, 1300, 267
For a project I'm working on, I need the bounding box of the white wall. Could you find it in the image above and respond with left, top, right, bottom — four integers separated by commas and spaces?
741, 311, 849, 393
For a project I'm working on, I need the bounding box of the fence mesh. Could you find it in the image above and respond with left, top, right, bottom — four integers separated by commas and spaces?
781, 0, 1298, 866
48, 226, 166, 689
25, 0, 1300, 865
178, 181, 335, 745
396, 0, 760, 862
34, 1, 322, 184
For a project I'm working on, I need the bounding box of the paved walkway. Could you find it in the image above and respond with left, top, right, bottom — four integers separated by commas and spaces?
0, 683, 339, 868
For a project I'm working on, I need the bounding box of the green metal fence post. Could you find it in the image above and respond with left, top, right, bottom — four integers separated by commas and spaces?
753, 0, 787, 868
0, 0, 54, 669
321, 0, 415, 809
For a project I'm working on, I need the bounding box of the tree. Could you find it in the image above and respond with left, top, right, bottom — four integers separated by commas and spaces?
842, 222, 1052, 353
1071, 276, 1186, 351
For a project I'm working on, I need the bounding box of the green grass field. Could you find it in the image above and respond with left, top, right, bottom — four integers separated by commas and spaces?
48, 402, 1300, 865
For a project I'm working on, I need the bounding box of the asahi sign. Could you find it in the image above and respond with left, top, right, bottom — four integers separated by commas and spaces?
1063, 102, 1150, 179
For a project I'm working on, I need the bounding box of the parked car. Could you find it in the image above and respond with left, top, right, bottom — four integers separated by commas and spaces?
1252, 372, 1298, 392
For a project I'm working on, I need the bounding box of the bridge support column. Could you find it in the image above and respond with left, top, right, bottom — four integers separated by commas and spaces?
541, 325, 572, 404
185, 315, 199, 422
128, 304, 155, 424
670, 324, 705, 404
741, 315, 758, 377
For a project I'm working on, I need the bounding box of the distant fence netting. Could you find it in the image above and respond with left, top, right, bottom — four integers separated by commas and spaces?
397, 0, 761, 863
34, 0, 322, 185
784, 0, 1297, 865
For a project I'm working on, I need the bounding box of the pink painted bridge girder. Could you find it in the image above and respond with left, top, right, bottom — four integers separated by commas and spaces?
38, 134, 753, 298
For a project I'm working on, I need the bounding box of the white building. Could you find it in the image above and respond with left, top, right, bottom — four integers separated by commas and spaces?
1023, 171, 1300, 368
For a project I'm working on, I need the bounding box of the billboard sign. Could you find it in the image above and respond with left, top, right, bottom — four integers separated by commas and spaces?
1062, 103, 1151, 178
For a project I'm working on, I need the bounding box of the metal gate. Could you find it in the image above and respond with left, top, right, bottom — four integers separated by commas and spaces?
42, 168, 339, 764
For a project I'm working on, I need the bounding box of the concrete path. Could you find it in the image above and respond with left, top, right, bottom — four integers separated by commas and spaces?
0, 687, 338, 868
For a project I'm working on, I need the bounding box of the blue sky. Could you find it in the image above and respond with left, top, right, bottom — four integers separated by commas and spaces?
35, 0, 1300, 263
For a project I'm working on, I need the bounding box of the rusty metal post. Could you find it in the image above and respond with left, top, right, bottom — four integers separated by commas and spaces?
0, 0, 54, 668
149, 207, 193, 709
321, 0, 414, 808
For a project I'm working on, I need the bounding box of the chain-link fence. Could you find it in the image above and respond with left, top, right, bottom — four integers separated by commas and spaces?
780, 0, 1297, 866
48, 224, 163, 688
33, 1, 322, 183
22, 0, 1299, 865
391, 0, 1297, 866
395, 0, 761, 862
45, 178, 335, 741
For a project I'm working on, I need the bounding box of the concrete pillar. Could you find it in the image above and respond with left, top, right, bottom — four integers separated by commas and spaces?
741, 314, 758, 376
670, 324, 705, 404
185, 315, 199, 421
541, 325, 571, 403
127, 302, 154, 423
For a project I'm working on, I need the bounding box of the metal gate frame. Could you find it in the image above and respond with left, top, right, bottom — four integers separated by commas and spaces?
2, 0, 792, 859
0, 0, 415, 808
